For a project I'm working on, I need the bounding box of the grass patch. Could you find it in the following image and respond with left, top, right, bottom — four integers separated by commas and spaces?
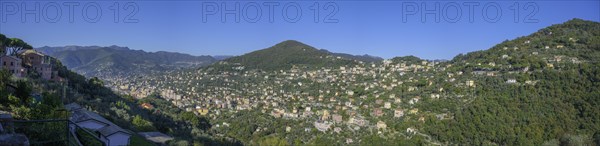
130, 133, 156, 146
76, 128, 103, 146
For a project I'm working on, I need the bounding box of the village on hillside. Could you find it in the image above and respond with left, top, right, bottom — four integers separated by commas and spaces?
1, 49, 58, 81
1, 37, 173, 146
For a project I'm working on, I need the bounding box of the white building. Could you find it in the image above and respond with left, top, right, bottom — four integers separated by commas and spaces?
65, 103, 131, 146
506, 79, 517, 84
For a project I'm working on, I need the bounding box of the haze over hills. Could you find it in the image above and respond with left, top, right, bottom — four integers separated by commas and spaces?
37, 45, 121, 55
318, 49, 384, 63
37, 42, 385, 79
212, 55, 235, 60
35, 45, 218, 78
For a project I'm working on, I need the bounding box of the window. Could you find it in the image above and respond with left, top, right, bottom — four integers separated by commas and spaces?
2, 62, 5, 66
10, 62, 13, 66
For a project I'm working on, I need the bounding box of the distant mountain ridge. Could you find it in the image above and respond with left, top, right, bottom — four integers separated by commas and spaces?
37, 45, 128, 55
212, 55, 234, 60
36, 45, 218, 78
318, 49, 383, 63
37, 42, 387, 78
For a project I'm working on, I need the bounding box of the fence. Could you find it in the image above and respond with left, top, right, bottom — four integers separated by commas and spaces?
2, 119, 105, 146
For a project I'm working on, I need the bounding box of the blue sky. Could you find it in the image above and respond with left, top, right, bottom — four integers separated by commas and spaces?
0, 0, 598, 59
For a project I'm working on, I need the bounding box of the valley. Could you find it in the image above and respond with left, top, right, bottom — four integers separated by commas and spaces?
35, 19, 600, 145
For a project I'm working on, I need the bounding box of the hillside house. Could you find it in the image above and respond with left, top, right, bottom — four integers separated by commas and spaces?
19, 50, 53, 80
375, 99, 383, 105
406, 128, 417, 134
436, 113, 449, 120
345, 138, 354, 144
376, 121, 387, 130
1, 55, 25, 77
408, 97, 420, 105
409, 109, 419, 114
140, 103, 154, 110
384, 102, 391, 109
466, 80, 475, 87
348, 116, 367, 127
197, 108, 209, 116
372, 108, 383, 117
506, 79, 517, 84
418, 117, 425, 123
314, 121, 332, 132
332, 114, 343, 123
394, 109, 404, 118
321, 110, 330, 120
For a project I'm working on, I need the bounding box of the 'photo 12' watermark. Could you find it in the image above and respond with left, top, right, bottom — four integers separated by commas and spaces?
0, 1, 139, 23
0, 1, 541, 24
1, 1, 340, 24
401, 1, 540, 23
201, 1, 339, 23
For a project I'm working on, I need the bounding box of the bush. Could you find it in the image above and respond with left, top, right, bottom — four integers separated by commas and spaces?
132, 115, 156, 132
76, 128, 103, 146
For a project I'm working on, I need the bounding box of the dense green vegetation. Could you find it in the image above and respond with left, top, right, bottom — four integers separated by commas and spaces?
319, 49, 384, 63
222, 40, 358, 71
3, 18, 599, 146
174, 18, 600, 145
76, 128, 103, 146
2, 34, 187, 145
0, 34, 33, 56
423, 18, 600, 145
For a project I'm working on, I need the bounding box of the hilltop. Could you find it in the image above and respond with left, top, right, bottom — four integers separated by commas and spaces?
221, 40, 359, 71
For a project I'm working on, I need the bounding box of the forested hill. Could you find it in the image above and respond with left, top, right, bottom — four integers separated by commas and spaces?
318, 49, 384, 63
452, 18, 600, 66
123, 19, 599, 145
36, 46, 217, 78
37, 45, 126, 55
2, 34, 233, 145
422, 18, 600, 145
221, 40, 360, 71
391, 55, 424, 64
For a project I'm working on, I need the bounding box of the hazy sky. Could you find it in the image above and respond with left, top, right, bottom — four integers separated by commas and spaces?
1, 0, 598, 59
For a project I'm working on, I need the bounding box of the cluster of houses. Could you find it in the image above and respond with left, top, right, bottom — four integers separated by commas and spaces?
109, 57, 452, 141
99, 40, 579, 143
0, 49, 58, 80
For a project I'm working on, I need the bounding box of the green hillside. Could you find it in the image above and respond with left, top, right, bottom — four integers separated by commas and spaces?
222, 40, 358, 71
37, 46, 217, 78
131, 18, 600, 145
2, 18, 599, 146
424, 18, 600, 145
